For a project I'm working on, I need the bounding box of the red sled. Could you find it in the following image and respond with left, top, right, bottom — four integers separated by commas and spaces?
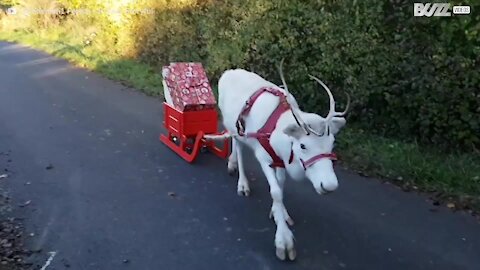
159, 63, 230, 162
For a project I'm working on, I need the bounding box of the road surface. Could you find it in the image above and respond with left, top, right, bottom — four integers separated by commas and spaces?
0, 41, 479, 270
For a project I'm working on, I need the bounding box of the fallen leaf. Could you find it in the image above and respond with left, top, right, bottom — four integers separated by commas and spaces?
18, 200, 31, 207
63, 260, 71, 268
401, 184, 412, 192
358, 171, 369, 177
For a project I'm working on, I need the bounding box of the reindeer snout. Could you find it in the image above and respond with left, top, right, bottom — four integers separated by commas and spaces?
316, 181, 338, 195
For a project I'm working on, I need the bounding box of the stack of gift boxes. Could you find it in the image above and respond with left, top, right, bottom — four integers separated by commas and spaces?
162, 62, 216, 111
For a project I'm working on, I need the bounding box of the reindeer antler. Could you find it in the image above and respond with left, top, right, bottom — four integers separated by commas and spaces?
308, 74, 350, 122
277, 59, 313, 135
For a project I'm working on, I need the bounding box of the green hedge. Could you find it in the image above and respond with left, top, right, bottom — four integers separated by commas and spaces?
131, 0, 479, 151
2, 0, 479, 151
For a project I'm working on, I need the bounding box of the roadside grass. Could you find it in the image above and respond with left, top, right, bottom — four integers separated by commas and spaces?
1, 29, 479, 212
0, 29, 163, 95
337, 128, 480, 210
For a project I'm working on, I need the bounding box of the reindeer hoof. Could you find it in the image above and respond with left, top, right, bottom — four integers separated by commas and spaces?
288, 248, 297, 260
237, 189, 250, 197
275, 247, 296, 261
274, 227, 296, 261
237, 180, 250, 196
228, 167, 237, 176
276, 248, 286, 261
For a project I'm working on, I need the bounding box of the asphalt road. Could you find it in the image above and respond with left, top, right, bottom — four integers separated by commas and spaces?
0, 41, 479, 270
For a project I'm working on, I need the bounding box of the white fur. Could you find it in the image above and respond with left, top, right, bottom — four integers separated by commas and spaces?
215, 69, 347, 260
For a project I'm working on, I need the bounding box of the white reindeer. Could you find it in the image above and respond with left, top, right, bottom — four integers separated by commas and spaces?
206, 61, 350, 261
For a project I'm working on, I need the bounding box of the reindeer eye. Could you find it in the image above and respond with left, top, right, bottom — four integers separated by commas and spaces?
300, 144, 306, 150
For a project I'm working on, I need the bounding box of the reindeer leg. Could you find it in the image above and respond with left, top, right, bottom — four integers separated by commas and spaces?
269, 168, 294, 226
235, 139, 250, 196
259, 162, 296, 261
227, 138, 238, 176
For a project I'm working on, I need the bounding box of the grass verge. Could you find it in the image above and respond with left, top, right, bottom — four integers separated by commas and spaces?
0, 29, 163, 96
337, 128, 480, 211
1, 29, 479, 212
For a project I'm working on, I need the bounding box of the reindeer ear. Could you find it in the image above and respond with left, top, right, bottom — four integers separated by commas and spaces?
283, 124, 304, 139
329, 117, 346, 135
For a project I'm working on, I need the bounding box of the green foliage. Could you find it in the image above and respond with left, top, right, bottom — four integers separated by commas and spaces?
3, 0, 480, 151
0, 0, 18, 7
94, 0, 477, 151
1, 0, 478, 151
16, 0, 63, 29
132, 0, 480, 151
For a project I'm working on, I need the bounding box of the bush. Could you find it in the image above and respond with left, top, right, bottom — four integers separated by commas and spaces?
1, 0, 478, 151
136, 0, 480, 151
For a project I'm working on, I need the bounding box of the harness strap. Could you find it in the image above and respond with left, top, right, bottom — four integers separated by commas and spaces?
237, 87, 293, 168
300, 153, 337, 170
236, 88, 271, 136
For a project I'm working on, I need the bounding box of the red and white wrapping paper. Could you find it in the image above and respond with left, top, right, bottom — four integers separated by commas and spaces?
162, 62, 216, 111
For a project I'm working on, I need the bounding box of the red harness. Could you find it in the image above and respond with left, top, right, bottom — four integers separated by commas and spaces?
236, 87, 337, 169
236, 87, 293, 168
301, 153, 337, 170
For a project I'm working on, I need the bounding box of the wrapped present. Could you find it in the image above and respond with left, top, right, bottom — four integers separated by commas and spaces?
162, 62, 216, 111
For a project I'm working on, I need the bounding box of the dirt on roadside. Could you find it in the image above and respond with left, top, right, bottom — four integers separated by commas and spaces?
0, 151, 34, 270
0, 190, 31, 270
